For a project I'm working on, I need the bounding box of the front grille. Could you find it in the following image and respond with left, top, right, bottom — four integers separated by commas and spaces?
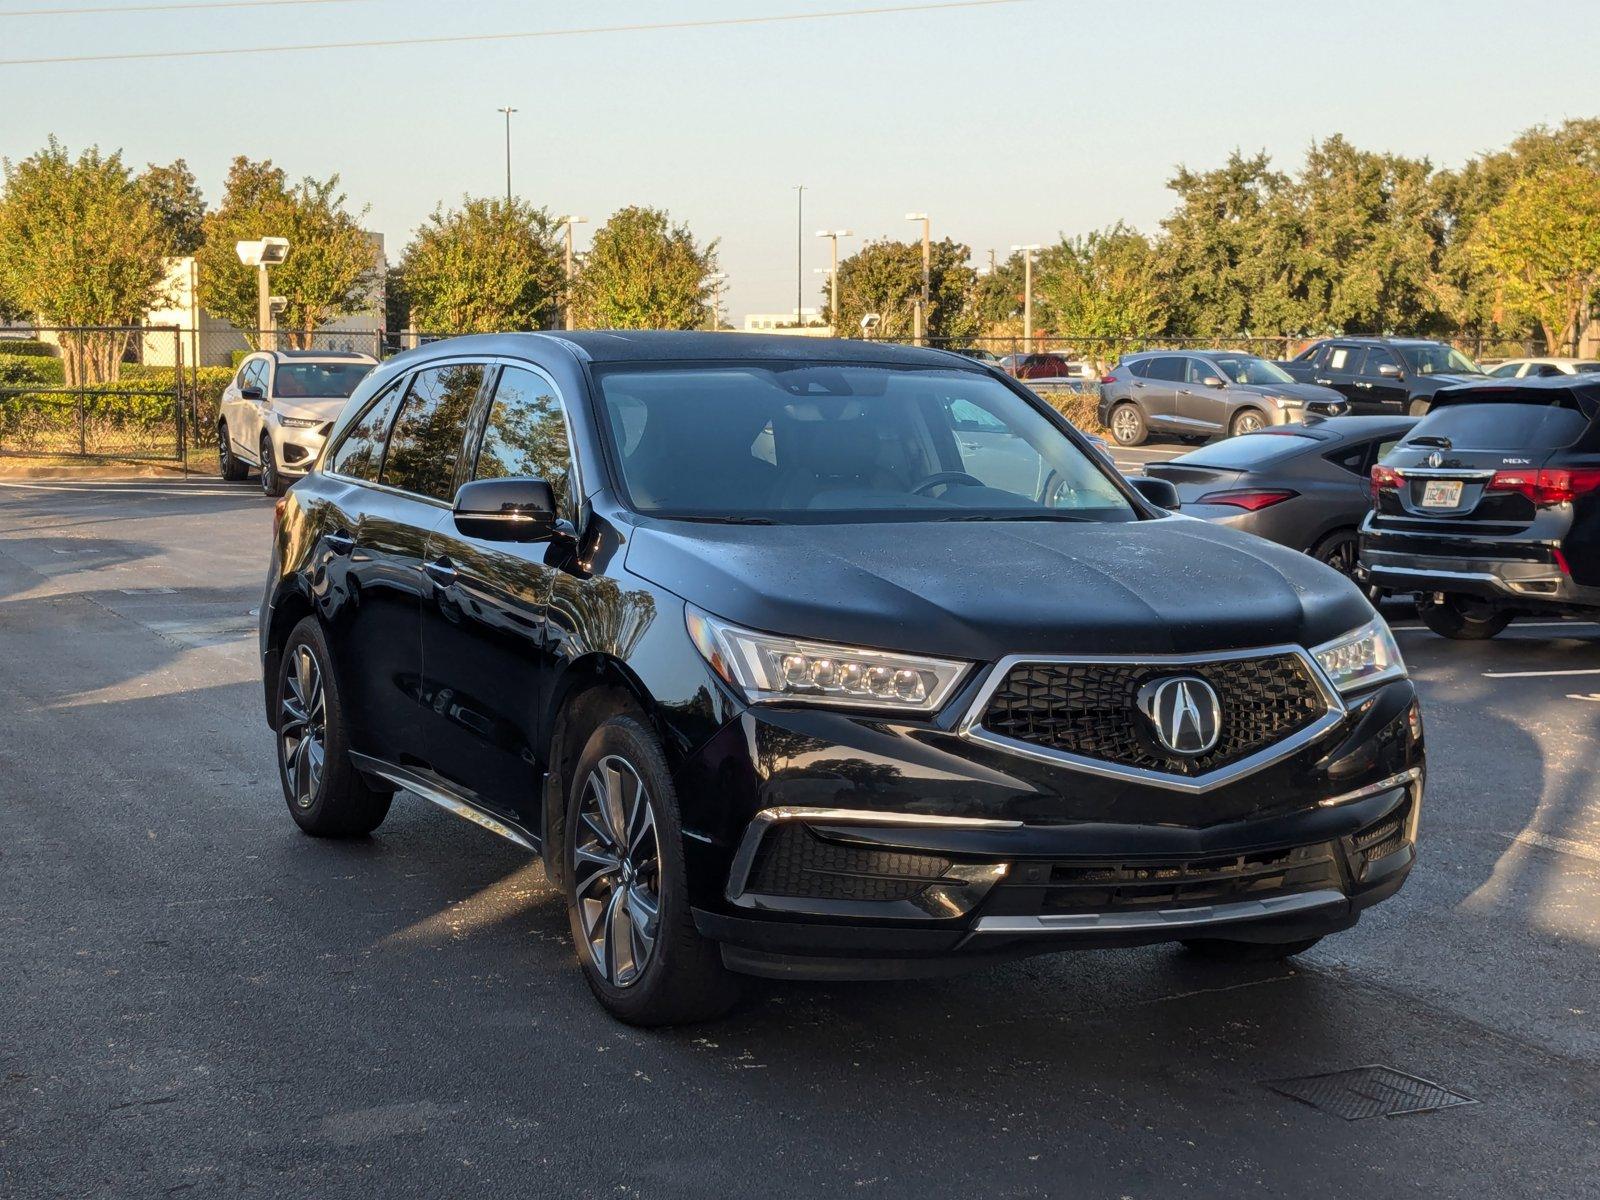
977, 654, 1327, 776
1035, 843, 1340, 914
744, 823, 953, 902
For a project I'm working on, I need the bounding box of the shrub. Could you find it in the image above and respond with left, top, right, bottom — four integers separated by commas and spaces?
0, 356, 65, 387
1042, 387, 1107, 435
0, 338, 58, 359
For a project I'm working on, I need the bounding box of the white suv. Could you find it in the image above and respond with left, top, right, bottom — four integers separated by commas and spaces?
217, 350, 376, 495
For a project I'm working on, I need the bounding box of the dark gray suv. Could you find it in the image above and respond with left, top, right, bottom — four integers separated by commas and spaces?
1099, 351, 1350, 446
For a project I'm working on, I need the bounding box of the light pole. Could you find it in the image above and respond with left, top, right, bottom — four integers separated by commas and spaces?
793, 185, 806, 327
235, 237, 290, 349
497, 106, 517, 204
905, 212, 930, 344
704, 271, 728, 332
1012, 243, 1041, 349
814, 229, 852, 334
559, 215, 588, 330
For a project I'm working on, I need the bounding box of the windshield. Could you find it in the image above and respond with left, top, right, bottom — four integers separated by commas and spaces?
273, 362, 372, 399
595, 363, 1137, 524
1211, 355, 1294, 386
1396, 344, 1481, 376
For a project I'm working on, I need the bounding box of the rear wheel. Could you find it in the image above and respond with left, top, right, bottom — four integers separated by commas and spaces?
276, 616, 392, 837
565, 714, 739, 1026
1183, 935, 1322, 963
217, 420, 248, 481
1416, 592, 1513, 640
1229, 408, 1267, 437
1109, 402, 1147, 447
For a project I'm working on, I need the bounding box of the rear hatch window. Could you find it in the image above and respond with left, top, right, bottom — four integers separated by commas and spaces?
1167, 432, 1318, 468
1403, 402, 1588, 451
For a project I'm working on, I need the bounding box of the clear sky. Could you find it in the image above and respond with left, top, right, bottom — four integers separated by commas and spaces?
4, 0, 1597, 323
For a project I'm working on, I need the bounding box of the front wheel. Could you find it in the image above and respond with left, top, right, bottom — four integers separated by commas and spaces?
260, 434, 286, 497
1229, 408, 1267, 437
1416, 592, 1512, 640
565, 714, 739, 1026
1109, 402, 1147, 447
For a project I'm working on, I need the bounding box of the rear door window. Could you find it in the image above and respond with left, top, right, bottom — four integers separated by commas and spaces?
1407, 403, 1591, 451
382, 363, 487, 501
1145, 356, 1185, 382
1325, 345, 1361, 372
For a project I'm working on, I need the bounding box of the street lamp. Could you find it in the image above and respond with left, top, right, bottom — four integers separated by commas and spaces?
905, 212, 930, 345
497, 107, 518, 203
235, 237, 290, 349
704, 271, 728, 332
558, 215, 588, 330
1012, 243, 1041, 349
815, 229, 852, 334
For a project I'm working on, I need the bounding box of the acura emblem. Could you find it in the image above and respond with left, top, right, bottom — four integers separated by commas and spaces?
1426, 450, 1444, 468
1138, 676, 1222, 755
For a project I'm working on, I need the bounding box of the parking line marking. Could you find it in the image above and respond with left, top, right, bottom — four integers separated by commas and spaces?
1500, 831, 1600, 866
1392, 621, 1600, 632
1482, 667, 1600, 679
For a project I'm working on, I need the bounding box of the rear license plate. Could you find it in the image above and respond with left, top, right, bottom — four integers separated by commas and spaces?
1421, 480, 1463, 508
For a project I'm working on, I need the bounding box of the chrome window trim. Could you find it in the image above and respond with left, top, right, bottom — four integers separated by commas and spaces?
724, 805, 1022, 903
955, 645, 1346, 794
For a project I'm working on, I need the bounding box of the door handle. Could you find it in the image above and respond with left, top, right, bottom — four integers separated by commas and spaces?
325, 529, 355, 555
1314, 377, 1333, 385
424, 557, 459, 588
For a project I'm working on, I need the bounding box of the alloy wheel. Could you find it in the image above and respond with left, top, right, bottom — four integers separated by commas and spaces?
279, 645, 327, 809
1112, 407, 1140, 443
1234, 412, 1264, 435
573, 754, 661, 988
1319, 534, 1358, 578
261, 438, 278, 496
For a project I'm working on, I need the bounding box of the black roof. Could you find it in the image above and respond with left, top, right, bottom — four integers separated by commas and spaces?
1278, 414, 1419, 441
1120, 348, 1277, 359
1304, 336, 1449, 347
1433, 373, 1600, 415
390, 330, 974, 368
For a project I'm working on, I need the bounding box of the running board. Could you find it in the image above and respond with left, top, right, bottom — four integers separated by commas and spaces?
350, 754, 539, 853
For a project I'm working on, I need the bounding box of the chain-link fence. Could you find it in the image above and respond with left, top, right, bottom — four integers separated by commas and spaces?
0, 327, 186, 461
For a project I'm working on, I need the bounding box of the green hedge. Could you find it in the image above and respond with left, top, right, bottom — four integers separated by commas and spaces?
0, 357, 65, 387
0, 339, 57, 359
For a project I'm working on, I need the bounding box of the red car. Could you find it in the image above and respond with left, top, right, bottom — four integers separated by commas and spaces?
999, 352, 1081, 382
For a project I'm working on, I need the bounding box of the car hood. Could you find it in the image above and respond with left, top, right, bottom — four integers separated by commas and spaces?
1238, 382, 1346, 405
273, 397, 347, 423
623, 515, 1371, 662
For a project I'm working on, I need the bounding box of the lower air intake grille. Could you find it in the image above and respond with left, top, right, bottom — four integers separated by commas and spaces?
745, 823, 952, 902
978, 653, 1327, 775
1038, 843, 1340, 914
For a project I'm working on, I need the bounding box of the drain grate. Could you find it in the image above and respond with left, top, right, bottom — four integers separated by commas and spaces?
1267, 1065, 1478, 1121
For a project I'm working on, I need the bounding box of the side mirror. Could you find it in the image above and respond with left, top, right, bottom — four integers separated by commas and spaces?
453, 477, 557, 543
241, 386, 264, 401
1377, 363, 1401, 379
1127, 475, 1181, 510
1203, 375, 1226, 388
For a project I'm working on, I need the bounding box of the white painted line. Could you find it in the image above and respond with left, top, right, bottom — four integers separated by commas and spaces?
1392, 621, 1600, 632
0, 480, 241, 497
1482, 667, 1600, 679
1500, 831, 1600, 866
1564, 693, 1600, 703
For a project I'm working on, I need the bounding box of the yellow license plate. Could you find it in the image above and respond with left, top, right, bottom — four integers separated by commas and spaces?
1421, 480, 1463, 508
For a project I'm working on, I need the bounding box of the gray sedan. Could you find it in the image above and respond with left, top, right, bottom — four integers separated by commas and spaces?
1098, 350, 1350, 446
1143, 415, 1415, 588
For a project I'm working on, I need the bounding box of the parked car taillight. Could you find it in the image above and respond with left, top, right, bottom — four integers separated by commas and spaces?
1100, 374, 1118, 385
1485, 467, 1600, 507
1370, 464, 1401, 504
1195, 489, 1298, 511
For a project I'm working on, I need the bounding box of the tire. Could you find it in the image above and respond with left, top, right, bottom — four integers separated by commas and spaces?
1109, 402, 1147, 447
1408, 397, 1431, 418
276, 616, 392, 837
1416, 592, 1513, 640
260, 434, 286, 497
1310, 528, 1383, 603
218, 420, 248, 481
1182, 935, 1323, 963
1229, 408, 1267, 438
564, 713, 740, 1026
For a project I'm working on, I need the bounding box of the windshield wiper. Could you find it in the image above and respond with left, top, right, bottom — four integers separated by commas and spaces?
935, 512, 1093, 523
666, 514, 778, 525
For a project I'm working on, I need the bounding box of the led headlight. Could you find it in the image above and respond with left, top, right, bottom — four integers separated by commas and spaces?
1312, 619, 1406, 693
685, 607, 968, 712
278, 415, 323, 429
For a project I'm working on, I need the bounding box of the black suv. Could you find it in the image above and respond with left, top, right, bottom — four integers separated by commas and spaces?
1362, 375, 1600, 638
1279, 338, 1485, 416
261, 332, 1423, 1025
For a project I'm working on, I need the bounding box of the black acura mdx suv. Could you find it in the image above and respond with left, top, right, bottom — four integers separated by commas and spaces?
260, 332, 1424, 1025
1362, 375, 1600, 638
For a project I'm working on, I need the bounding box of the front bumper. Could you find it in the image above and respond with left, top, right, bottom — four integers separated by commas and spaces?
271, 422, 332, 477
676, 675, 1423, 980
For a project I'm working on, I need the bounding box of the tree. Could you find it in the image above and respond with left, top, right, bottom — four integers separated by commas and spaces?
399, 197, 564, 333
139, 159, 206, 255
0, 137, 173, 384
828, 237, 978, 343
196, 157, 377, 348
571, 206, 716, 330
970, 251, 1027, 335
1035, 223, 1166, 367
1472, 166, 1600, 354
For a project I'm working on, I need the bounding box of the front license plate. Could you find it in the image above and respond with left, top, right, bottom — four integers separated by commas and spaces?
1421, 480, 1463, 508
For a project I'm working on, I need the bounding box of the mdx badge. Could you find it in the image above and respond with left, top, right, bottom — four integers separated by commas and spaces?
1138, 676, 1223, 755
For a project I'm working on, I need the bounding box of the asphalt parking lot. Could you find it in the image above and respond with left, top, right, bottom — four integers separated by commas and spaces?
3, 476, 1599, 1199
